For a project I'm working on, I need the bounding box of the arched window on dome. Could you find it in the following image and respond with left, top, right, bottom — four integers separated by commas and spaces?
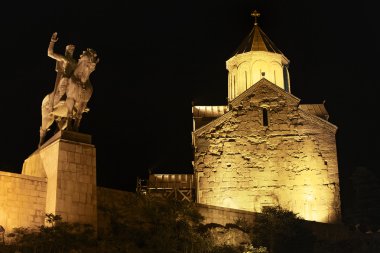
283, 65, 290, 92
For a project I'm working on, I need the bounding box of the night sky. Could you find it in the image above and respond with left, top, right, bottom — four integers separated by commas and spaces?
0, 1, 379, 214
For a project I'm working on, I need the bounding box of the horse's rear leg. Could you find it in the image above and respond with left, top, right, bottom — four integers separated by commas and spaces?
73, 116, 82, 131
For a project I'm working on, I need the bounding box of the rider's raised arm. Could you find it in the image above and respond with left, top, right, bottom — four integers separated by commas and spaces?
47, 32, 68, 64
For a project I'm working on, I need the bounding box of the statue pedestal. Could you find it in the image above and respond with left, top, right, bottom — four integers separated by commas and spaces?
22, 130, 97, 230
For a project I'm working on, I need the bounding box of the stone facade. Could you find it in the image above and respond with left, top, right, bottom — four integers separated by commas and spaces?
193, 79, 341, 223
0, 172, 47, 231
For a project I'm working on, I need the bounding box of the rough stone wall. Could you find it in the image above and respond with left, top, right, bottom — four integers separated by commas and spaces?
194, 83, 341, 223
0, 171, 47, 233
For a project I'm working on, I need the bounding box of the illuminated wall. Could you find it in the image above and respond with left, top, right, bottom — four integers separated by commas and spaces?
226, 51, 290, 100
0, 171, 47, 233
193, 79, 341, 223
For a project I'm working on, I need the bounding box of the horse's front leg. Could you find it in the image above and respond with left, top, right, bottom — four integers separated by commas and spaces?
73, 102, 86, 131
57, 117, 67, 130
66, 97, 75, 131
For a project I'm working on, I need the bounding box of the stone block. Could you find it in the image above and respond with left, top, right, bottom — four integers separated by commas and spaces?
67, 152, 76, 163
75, 145, 83, 154
75, 153, 81, 164
59, 150, 68, 162
79, 193, 87, 203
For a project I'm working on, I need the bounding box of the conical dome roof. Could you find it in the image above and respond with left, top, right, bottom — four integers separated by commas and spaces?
233, 10, 283, 55
234, 25, 283, 55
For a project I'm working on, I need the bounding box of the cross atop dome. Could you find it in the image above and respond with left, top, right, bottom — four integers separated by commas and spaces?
251, 10, 260, 25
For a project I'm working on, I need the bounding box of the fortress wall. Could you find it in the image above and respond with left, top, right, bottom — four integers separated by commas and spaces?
197, 202, 352, 241
197, 203, 256, 226
0, 171, 47, 234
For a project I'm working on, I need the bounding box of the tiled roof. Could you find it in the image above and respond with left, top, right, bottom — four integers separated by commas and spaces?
299, 104, 329, 120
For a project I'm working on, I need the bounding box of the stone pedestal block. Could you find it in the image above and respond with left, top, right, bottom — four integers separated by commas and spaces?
22, 130, 97, 230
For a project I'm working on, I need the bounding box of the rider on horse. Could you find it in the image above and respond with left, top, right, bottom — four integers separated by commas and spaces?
38, 33, 99, 147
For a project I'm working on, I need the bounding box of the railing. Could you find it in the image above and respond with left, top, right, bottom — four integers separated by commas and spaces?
148, 174, 193, 189
136, 174, 195, 202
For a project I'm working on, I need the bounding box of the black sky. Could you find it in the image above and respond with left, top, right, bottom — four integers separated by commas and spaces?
0, 1, 379, 214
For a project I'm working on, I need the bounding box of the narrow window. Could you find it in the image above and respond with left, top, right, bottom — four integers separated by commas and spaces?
262, 108, 268, 126
245, 71, 248, 89
233, 76, 236, 97
229, 75, 231, 99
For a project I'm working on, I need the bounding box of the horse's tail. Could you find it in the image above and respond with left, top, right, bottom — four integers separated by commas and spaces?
41, 93, 51, 109
39, 93, 55, 147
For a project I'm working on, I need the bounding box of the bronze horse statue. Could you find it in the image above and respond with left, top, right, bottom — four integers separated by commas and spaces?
39, 48, 99, 147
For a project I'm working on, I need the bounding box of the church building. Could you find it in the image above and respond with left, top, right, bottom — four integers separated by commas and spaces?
192, 11, 341, 223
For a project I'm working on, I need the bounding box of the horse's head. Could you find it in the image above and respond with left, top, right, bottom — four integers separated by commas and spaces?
77, 48, 99, 74
80, 48, 99, 64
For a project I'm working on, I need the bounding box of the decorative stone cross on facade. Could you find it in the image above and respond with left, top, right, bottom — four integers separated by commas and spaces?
251, 10, 260, 25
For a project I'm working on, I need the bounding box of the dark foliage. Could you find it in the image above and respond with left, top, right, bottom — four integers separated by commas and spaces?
314, 235, 380, 253
7, 213, 96, 253
251, 206, 315, 253
210, 245, 241, 253
98, 195, 213, 253
345, 166, 380, 232
3, 197, 257, 253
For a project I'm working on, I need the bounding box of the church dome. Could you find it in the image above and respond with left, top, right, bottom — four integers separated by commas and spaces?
226, 10, 291, 100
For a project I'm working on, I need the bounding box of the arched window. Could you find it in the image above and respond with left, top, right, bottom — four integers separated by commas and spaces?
283, 65, 290, 92
245, 71, 248, 89
233, 75, 236, 98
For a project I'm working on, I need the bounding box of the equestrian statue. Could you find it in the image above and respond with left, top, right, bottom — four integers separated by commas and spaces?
39, 32, 99, 147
